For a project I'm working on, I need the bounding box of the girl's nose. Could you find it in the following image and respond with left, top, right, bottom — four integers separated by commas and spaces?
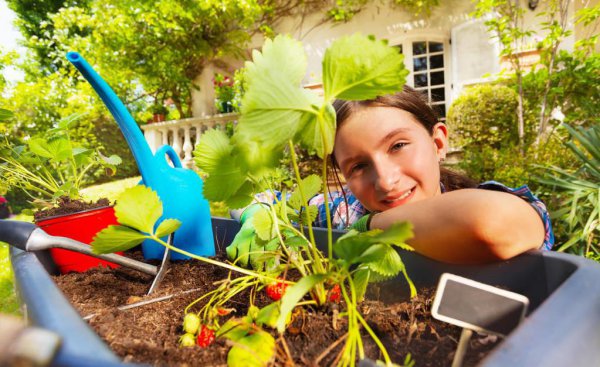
373, 160, 400, 192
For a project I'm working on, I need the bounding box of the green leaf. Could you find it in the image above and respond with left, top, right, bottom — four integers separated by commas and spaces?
297, 206, 318, 226
236, 35, 320, 167
353, 267, 370, 302
98, 151, 122, 166
0, 108, 13, 121
202, 162, 247, 202
194, 129, 249, 202
27, 137, 59, 160
252, 205, 276, 241
366, 245, 403, 276
56, 113, 85, 130
92, 225, 148, 254
227, 330, 275, 367
114, 185, 163, 234
245, 35, 307, 88
225, 181, 256, 209
256, 302, 281, 328
155, 218, 181, 238
333, 222, 413, 265
370, 221, 414, 247
217, 318, 251, 341
193, 129, 232, 174
295, 103, 336, 158
276, 274, 327, 332
322, 34, 408, 101
288, 175, 322, 210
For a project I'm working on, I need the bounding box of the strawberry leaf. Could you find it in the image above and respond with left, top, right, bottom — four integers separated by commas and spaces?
235, 35, 320, 170
252, 205, 276, 241
365, 245, 404, 276
227, 331, 275, 367
322, 34, 408, 101
155, 218, 181, 238
288, 175, 322, 210
276, 273, 327, 333
92, 225, 148, 254
353, 267, 370, 302
114, 185, 163, 234
193, 129, 232, 174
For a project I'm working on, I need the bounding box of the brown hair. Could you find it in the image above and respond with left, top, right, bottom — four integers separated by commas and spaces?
331, 85, 476, 191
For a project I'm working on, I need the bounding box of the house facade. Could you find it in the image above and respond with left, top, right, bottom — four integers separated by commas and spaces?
190, 0, 597, 118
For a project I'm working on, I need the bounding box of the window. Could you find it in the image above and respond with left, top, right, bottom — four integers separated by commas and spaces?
394, 39, 449, 120
411, 41, 447, 119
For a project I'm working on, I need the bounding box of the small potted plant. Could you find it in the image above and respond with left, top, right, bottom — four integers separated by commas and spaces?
0, 113, 122, 273
213, 73, 235, 113
150, 103, 169, 122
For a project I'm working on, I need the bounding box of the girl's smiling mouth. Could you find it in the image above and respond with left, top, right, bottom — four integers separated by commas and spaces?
381, 187, 415, 207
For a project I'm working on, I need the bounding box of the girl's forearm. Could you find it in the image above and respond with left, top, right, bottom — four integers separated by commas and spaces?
369, 189, 545, 264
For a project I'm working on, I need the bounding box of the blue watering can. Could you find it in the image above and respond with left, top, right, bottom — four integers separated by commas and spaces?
67, 52, 215, 260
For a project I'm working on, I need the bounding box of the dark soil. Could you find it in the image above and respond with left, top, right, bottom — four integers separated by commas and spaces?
34, 197, 112, 221
54, 251, 500, 366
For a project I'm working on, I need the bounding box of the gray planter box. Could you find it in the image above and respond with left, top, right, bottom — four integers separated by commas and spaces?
9, 217, 600, 366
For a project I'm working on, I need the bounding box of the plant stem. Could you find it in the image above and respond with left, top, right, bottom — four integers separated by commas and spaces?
151, 235, 276, 281
288, 140, 327, 279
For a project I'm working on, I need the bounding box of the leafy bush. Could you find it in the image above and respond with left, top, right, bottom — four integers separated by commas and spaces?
520, 51, 600, 128
447, 83, 573, 187
537, 124, 600, 259
449, 84, 522, 149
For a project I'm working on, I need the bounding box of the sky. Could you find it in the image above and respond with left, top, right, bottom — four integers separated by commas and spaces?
0, 0, 25, 84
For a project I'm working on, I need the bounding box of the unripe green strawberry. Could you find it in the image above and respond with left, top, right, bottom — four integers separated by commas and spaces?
179, 333, 196, 347
183, 313, 200, 334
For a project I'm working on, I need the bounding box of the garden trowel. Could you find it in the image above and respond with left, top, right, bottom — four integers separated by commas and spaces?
0, 219, 157, 276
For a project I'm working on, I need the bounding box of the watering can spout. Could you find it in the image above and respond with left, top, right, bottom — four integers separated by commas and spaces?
66, 52, 157, 179
67, 52, 215, 259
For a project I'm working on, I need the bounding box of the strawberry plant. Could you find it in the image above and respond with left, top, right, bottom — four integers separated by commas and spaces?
193, 34, 417, 366
0, 113, 121, 210
92, 33, 416, 366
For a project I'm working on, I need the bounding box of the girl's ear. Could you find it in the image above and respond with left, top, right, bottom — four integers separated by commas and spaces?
432, 122, 448, 160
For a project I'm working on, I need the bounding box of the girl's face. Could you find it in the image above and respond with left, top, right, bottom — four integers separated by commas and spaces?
333, 106, 448, 213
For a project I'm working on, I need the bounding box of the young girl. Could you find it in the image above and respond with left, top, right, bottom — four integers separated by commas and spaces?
308, 86, 553, 264
233, 86, 553, 265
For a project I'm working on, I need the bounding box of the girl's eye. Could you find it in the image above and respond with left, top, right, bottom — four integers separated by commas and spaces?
349, 163, 366, 175
391, 142, 407, 152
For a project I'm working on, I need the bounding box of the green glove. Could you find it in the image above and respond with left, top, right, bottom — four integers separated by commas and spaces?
226, 203, 268, 267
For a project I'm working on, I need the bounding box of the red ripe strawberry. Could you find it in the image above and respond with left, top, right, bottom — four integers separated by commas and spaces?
328, 284, 341, 303
196, 325, 215, 348
266, 279, 288, 301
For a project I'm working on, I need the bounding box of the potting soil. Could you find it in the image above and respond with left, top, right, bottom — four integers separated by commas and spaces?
53, 250, 499, 366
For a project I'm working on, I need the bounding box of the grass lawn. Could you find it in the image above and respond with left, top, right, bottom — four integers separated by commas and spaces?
0, 241, 20, 315
0, 176, 229, 315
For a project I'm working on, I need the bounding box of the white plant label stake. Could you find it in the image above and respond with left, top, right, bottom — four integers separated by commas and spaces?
431, 273, 529, 367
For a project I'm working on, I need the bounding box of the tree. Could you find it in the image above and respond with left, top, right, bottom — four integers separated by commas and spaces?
474, 0, 531, 154
474, 0, 600, 151
6, 0, 91, 74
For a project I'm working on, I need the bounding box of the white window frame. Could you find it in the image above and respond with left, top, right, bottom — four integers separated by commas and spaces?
389, 33, 452, 118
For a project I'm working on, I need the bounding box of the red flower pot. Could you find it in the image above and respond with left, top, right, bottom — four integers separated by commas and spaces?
35, 206, 122, 274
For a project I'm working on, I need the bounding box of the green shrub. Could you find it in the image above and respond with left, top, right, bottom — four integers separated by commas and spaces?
447, 84, 573, 187
537, 124, 600, 259
447, 84, 522, 149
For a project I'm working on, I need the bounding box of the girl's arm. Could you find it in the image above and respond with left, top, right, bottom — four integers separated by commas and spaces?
369, 188, 545, 264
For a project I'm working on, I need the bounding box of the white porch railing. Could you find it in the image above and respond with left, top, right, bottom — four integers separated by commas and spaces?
140, 113, 239, 169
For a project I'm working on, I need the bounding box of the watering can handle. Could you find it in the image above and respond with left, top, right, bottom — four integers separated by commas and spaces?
155, 145, 183, 168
